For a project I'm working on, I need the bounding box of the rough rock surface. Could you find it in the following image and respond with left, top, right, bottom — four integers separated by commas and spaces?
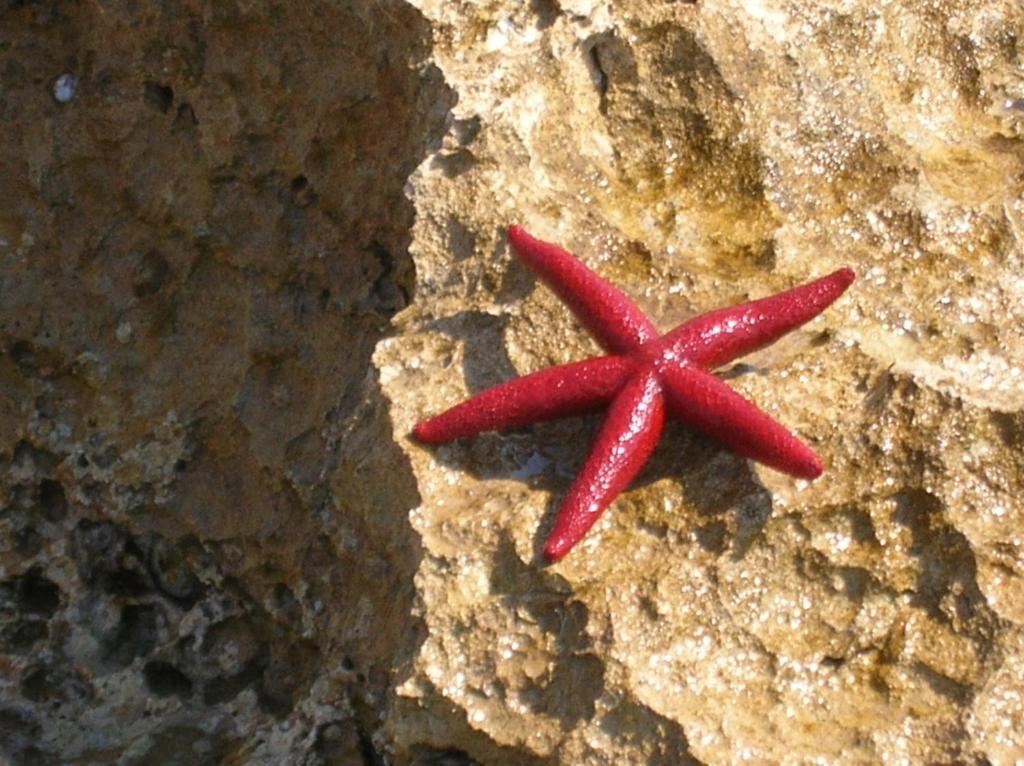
3, 0, 1024, 764
1, 1, 450, 763
379, 0, 1024, 764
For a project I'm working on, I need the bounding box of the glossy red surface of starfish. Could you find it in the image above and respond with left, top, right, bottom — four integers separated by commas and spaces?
414, 226, 855, 562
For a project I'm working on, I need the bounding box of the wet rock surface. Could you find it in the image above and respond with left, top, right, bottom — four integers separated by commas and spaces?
380, 0, 1024, 764
3, 0, 1024, 764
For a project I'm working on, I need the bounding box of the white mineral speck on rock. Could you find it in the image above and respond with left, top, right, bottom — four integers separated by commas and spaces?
53, 73, 78, 103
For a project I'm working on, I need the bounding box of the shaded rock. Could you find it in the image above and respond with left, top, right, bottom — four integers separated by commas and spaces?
0, 0, 449, 763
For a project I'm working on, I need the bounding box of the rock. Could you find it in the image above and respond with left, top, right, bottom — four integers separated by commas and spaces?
3, 0, 1024, 764
1, 0, 449, 763
380, 0, 1024, 763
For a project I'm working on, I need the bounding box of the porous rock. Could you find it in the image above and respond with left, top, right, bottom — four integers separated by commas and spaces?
3, 0, 1024, 764
380, 1, 1024, 764
1, 1, 449, 764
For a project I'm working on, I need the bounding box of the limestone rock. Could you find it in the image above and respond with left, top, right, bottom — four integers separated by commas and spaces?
3, 0, 1024, 764
1, 1, 449, 763
380, 0, 1024, 763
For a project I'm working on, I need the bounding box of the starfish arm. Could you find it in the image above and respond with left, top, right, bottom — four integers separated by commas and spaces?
507, 226, 658, 356
544, 369, 665, 562
659, 366, 824, 479
656, 268, 855, 370
413, 356, 635, 444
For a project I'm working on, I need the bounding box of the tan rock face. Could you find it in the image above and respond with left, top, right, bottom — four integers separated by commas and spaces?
378, 0, 1024, 764
3, 0, 1024, 764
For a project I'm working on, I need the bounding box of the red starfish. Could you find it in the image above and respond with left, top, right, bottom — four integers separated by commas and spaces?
414, 227, 855, 562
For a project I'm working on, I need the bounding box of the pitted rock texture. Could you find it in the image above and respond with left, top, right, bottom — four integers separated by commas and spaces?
1, 0, 450, 764
378, 0, 1024, 764
4, 0, 1024, 765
